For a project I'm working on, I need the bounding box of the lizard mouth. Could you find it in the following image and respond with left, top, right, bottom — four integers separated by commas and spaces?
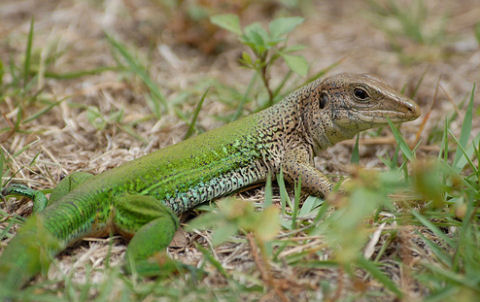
358, 109, 419, 123
357, 98, 421, 123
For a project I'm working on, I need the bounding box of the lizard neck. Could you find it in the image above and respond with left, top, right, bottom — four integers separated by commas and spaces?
302, 112, 347, 155
300, 102, 358, 155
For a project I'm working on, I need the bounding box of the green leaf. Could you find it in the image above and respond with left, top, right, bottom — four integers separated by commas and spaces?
254, 206, 280, 242
240, 51, 253, 67
86, 106, 106, 130
186, 212, 219, 231
269, 17, 304, 39
298, 196, 323, 217
282, 44, 306, 53
281, 54, 308, 76
108, 109, 124, 123
211, 223, 238, 246
210, 14, 242, 36
241, 23, 269, 55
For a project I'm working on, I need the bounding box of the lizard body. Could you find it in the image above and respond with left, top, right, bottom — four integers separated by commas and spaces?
0, 73, 420, 294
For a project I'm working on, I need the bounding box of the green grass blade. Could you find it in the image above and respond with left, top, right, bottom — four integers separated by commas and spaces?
264, 173, 273, 209
105, 34, 167, 115
13, 137, 40, 157
423, 286, 459, 302
416, 232, 452, 267
231, 73, 256, 121
302, 57, 344, 87
356, 257, 403, 297
453, 84, 475, 169
22, 98, 65, 124
196, 244, 228, 278
8, 56, 19, 86
448, 130, 479, 173
452, 195, 477, 272
44, 66, 120, 80
350, 134, 360, 164
0, 149, 4, 189
117, 124, 147, 144
423, 263, 478, 290
387, 118, 414, 161
291, 178, 301, 229
439, 117, 449, 161
184, 88, 209, 140
298, 196, 323, 217
0, 220, 16, 241
272, 70, 292, 100
23, 17, 34, 89
410, 67, 428, 99
412, 210, 454, 247
312, 202, 329, 225
277, 169, 291, 213
0, 59, 4, 87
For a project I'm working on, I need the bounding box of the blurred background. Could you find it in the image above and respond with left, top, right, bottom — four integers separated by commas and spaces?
1, 1, 479, 127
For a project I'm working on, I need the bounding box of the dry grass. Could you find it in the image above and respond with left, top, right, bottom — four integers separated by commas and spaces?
1, 0, 479, 301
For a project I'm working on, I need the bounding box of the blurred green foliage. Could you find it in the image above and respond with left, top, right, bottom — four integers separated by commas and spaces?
211, 14, 307, 106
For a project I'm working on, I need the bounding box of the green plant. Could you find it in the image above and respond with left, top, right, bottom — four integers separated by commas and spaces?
211, 14, 308, 107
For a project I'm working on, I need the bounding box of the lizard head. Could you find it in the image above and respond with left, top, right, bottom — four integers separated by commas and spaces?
304, 73, 420, 151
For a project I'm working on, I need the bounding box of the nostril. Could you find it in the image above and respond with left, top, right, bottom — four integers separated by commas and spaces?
407, 101, 421, 118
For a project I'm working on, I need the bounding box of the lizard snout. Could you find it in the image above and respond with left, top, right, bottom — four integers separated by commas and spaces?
402, 98, 421, 120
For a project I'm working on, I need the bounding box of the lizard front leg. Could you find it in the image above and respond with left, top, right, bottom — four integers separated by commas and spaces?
281, 145, 333, 198
1, 171, 94, 212
2, 183, 48, 212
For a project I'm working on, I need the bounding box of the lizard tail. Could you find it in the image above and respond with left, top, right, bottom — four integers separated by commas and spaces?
0, 214, 63, 295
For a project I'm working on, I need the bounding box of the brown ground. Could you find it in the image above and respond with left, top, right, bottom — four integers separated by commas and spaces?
1, 0, 479, 301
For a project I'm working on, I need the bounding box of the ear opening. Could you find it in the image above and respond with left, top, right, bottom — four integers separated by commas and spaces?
319, 92, 328, 109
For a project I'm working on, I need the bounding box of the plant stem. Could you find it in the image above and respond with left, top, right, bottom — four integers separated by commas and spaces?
259, 52, 274, 107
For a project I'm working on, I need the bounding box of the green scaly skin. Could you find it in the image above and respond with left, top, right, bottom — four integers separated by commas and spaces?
0, 73, 420, 296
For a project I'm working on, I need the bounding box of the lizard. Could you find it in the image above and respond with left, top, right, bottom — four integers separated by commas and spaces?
0, 73, 420, 296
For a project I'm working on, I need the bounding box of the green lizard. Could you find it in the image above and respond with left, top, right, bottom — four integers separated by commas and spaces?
0, 73, 420, 295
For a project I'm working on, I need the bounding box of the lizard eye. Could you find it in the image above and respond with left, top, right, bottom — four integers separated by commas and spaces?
354, 88, 369, 101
